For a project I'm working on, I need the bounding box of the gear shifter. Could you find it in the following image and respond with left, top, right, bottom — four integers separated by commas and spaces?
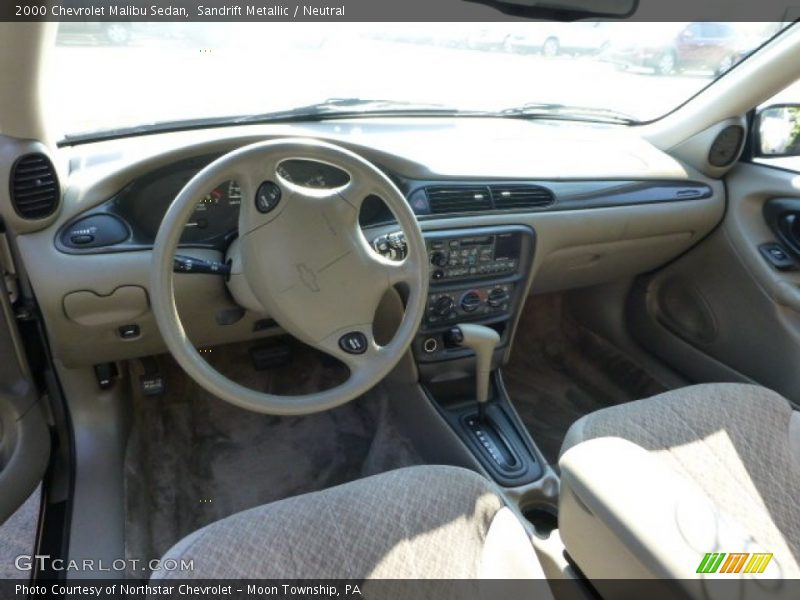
448, 324, 500, 420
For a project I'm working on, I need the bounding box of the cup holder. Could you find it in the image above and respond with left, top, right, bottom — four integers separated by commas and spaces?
523, 503, 558, 539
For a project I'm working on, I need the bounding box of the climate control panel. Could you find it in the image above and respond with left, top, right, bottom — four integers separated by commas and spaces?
372, 225, 535, 363
426, 284, 513, 327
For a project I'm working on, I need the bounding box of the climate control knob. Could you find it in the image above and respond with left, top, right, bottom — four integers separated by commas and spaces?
487, 287, 509, 308
430, 251, 449, 268
432, 295, 455, 317
460, 291, 482, 313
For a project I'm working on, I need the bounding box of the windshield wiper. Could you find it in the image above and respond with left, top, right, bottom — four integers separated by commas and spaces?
231, 98, 480, 124
59, 98, 634, 147
60, 98, 486, 145
498, 102, 638, 124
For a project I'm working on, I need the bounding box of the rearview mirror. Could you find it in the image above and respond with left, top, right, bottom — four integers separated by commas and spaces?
756, 104, 800, 157
465, 0, 638, 18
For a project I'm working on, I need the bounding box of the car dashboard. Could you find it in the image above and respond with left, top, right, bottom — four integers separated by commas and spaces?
12, 117, 726, 369
55, 147, 712, 256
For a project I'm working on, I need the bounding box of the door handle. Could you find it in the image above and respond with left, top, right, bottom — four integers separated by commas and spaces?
778, 213, 800, 254
764, 199, 800, 257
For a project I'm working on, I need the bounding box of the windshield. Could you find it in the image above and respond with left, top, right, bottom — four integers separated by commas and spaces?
51, 21, 792, 140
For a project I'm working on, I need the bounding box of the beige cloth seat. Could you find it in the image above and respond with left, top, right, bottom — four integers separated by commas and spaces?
560, 383, 800, 577
152, 465, 547, 581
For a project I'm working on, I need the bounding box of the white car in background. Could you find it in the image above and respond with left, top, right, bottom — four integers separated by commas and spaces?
506, 22, 611, 56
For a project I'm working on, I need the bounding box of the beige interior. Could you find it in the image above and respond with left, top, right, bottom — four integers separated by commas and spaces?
560, 439, 790, 598
629, 161, 800, 403
13, 154, 725, 368
559, 382, 800, 595
1, 17, 800, 592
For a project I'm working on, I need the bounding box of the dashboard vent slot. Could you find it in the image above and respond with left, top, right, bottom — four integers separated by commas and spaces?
490, 184, 554, 209
10, 153, 60, 219
426, 186, 492, 214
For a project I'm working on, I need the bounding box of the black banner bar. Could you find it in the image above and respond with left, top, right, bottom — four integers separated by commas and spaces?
2, 0, 800, 22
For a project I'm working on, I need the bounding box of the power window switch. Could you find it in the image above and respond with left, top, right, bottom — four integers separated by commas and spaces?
759, 243, 797, 271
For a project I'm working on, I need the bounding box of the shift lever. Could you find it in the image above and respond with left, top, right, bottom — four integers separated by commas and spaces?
448, 324, 500, 420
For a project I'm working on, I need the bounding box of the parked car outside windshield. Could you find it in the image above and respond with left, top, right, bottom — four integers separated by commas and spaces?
50, 21, 789, 140
603, 22, 764, 76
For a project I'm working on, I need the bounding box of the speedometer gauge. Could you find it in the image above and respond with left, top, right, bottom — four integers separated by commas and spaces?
277, 159, 351, 189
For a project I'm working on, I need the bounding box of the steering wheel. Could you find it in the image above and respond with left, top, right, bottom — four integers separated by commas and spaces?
150, 138, 428, 415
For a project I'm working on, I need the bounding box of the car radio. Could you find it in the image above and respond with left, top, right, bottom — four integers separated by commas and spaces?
426, 233, 520, 282
372, 230, 523, 283
372, 225, 535, 362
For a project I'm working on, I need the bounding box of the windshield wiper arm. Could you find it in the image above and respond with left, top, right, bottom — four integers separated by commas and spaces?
62, 99, 636, 147
498, 102, 637, 124
59, 99, 488, 145
232, 98, 477, 123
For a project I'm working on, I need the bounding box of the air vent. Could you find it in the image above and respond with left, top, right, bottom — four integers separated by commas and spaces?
426, 186, 492, 214
10, 153, 60, 219
490, 184, 554, 209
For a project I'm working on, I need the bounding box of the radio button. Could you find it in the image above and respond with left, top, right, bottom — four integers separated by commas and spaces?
430, 251, 448, 267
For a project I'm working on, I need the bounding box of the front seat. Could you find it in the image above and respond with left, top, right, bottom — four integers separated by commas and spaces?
558, 383, 800, 582
151, 465, 547, 582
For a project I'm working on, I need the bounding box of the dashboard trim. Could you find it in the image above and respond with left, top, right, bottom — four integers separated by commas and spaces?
52, 154, 715, 256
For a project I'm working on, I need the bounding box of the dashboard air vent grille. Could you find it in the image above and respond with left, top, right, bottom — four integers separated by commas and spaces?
489, 184, 554, 209
10, 153, 59, 219
426, 186, 493, 214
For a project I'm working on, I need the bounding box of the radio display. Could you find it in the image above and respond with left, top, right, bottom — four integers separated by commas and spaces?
458, 236, 493, 247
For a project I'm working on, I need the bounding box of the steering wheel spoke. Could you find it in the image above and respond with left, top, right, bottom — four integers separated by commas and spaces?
338, 175, 380, 210
365, 251, 416, 287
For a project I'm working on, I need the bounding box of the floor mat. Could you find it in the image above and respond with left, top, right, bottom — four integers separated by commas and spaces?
504, 294, 667, 467
124, 337, 421, 576
0, 485, 40, 579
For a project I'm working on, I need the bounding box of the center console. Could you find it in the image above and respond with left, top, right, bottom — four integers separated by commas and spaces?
373, 224, 542, 487
373, 225, 535, 363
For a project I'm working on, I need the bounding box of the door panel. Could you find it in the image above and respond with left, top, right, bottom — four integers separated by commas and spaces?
629, 161, 800, 404
0, 276, 49, 523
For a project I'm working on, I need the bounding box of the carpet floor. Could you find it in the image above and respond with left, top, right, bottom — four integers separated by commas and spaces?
123, 337, 422, 576
0, 485, 40, 579
504, 294, 668, 467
